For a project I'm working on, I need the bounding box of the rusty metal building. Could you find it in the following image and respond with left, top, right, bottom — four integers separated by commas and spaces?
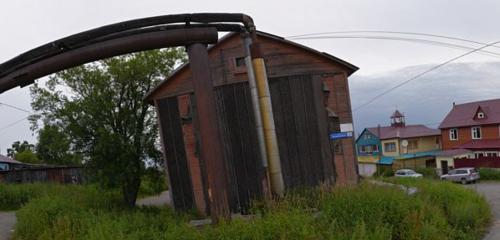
145, 31, 359, 214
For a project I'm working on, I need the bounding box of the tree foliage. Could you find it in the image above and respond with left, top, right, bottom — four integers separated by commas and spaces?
7, 141, 41, 164
30, 49, 185, 206
7, 140, 35, 158
36, 124, 81, 165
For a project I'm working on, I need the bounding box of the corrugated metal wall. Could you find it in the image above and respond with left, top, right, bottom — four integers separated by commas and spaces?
157, 97, 195, 211
270, 74, 335, 188
215, 82, 264, 213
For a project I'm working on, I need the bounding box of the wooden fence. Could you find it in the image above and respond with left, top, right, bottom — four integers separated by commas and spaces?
454, 157, 500, 168
0, 166, 84, 184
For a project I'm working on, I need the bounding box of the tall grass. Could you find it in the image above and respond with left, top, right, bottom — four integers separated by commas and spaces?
0, 184, 85, 211
478, 168, 500, 180
10, 179, 492, 240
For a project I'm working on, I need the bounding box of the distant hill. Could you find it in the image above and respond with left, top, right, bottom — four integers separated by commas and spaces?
349, 61, 500, 136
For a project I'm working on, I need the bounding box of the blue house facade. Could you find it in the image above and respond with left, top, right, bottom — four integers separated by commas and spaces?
355, 129, 382, 176
356, 110, 442, 176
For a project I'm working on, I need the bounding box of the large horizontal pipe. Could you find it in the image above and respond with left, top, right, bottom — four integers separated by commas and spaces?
0, 13, 253, 78
0, 27, 218, 93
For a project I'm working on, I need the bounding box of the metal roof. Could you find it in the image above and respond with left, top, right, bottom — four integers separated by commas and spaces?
0, 155, 22, 164
378, 156, 394, 165
367, 124, 440, 140
391, 110, 404, 118
395, 150, 439, 159
144, 31, 359, 102
439, 98, 500, 129
435, 149, 472, 157
455, 139, 500, 150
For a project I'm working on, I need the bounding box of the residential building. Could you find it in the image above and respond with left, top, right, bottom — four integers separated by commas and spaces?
0, 154, 25, 171
356, 110, 441, 176
145, 31, 359, 214
437, 98, 500, 172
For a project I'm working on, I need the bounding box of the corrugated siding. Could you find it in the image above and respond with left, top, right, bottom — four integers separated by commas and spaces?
270, 74, 335, 188
157, 97, 194, 211
215, 82, 264, 213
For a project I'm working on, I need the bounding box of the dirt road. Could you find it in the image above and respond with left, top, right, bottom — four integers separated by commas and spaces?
466, 182, 500, 240
0, 212, 16, 240
136, 191, 171, 207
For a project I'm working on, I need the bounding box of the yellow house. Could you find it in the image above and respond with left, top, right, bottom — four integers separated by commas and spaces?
360, 110, 441, 171
435, 149, 473, 175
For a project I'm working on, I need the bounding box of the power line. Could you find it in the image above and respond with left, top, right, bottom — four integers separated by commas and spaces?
351, 39, 500, 112
288, 35, 500, 59
287, 30, 500, 51
0, 102, 32, 114
0, 116, 30, 133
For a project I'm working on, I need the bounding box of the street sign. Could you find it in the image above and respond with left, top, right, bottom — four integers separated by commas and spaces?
330, 132, 353, 140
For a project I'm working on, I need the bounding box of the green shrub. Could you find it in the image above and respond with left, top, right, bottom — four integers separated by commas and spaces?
0, 183, 122, 211
478, 168, 500, 181
416, 167, 439, 179
374, 168, 394, 177
138, 168, 168, 197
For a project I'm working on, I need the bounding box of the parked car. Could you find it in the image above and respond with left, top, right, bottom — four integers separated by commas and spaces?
394, 169, 423, 178
440, 168, 480, 184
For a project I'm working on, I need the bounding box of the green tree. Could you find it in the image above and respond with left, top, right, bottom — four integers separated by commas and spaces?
30, 49, 185, 207
14, 149, 41, 164
7, 140, 41, 164
36, 124, 81, 165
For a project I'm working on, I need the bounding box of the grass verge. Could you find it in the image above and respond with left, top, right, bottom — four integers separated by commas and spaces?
8, 179, 492, 240
478, 168, 500, 181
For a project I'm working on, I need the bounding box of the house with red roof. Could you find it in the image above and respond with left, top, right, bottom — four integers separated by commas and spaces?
356, 110, 441, 176
436, 98, 500, 172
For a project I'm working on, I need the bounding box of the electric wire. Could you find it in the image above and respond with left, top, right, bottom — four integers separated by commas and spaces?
287, 30, 500, 51
289, 35, 500, 59
0, 116, 30, 133
0, 102, 32, 113
349, 40, 500, 112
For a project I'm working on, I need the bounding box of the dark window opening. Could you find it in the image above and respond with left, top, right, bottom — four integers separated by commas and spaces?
235, 57, 246, 67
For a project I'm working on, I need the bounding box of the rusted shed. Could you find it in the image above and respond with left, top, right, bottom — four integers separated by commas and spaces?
145, 31, 359, 215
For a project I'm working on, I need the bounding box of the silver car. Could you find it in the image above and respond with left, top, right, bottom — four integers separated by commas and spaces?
440, 168, 480, 184
394, 169, 423, 178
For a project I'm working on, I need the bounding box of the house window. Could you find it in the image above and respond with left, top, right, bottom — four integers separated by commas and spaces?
234, 57, 246, 67
486, 152, 498, 157
0, 163, 9, 171
475, 152, 484, 159
472, 126, 482, 139
384, 142, 396, 152
360, 144, 378, 154
478, 112, 485, 119
449, 128, 458, 141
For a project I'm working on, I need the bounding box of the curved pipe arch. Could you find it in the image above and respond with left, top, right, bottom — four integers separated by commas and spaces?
0, 13, 255, 93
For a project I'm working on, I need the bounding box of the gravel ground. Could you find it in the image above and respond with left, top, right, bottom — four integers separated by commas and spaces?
0, 212, 16, 240
136, 191, 171, 207
465, 181, 500, 240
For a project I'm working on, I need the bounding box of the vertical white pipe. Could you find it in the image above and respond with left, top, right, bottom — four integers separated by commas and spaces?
243, 35, 268, 168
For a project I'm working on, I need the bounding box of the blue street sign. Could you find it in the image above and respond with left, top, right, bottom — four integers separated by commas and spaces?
329, 132, 353, 140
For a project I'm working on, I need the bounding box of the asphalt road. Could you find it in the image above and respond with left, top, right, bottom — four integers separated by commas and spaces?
466, 182, 500, 240
0, 212, 15, 240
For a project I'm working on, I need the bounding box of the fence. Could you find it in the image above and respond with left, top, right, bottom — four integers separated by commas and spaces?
454, 157, 500, 168
0, 166, 84, 184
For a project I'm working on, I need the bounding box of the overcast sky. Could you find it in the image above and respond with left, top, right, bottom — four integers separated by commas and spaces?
0, 0, 499, 153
